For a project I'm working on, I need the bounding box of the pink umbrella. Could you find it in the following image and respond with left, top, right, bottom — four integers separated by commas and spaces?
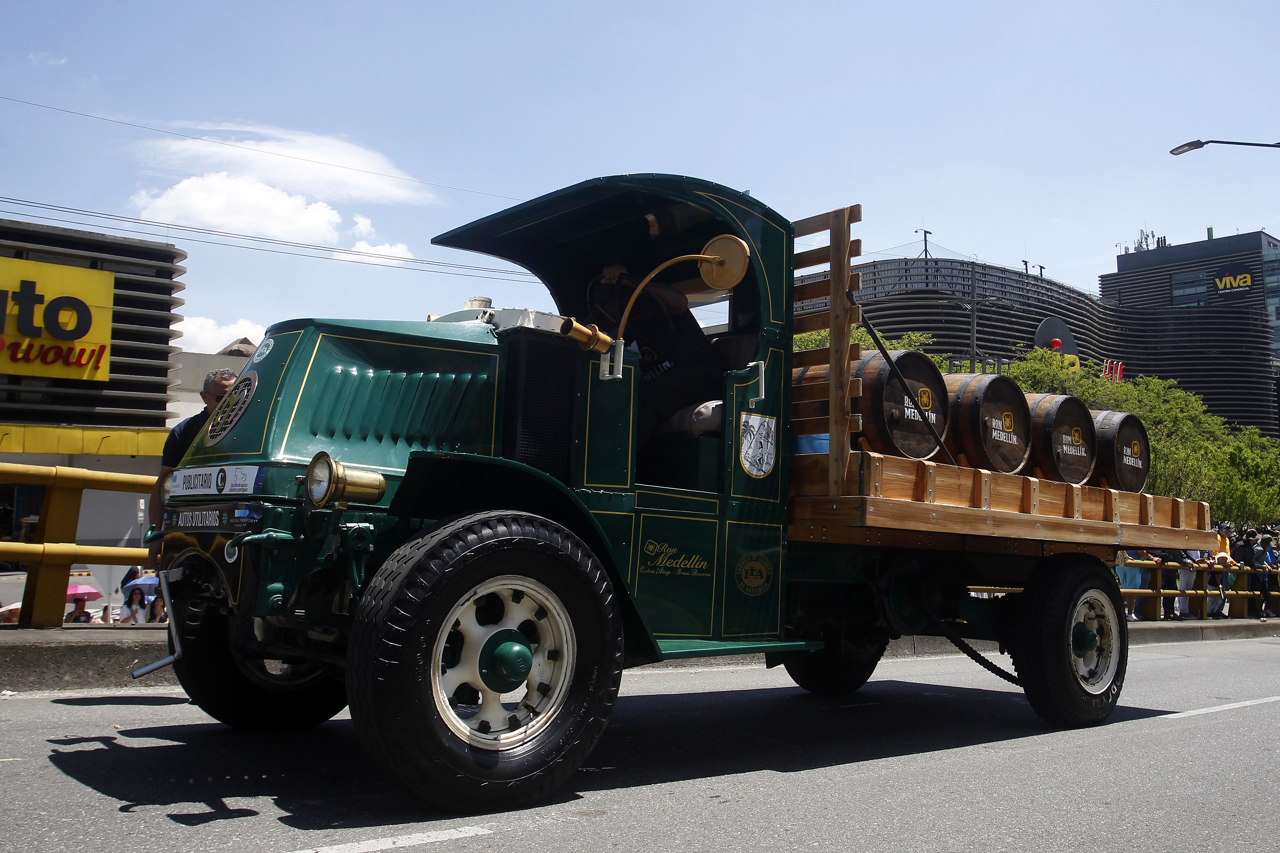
66, 584, 103, 603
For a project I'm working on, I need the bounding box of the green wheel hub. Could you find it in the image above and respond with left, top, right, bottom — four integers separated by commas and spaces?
479, 630, 534, 693
1071, 621, 1099, 657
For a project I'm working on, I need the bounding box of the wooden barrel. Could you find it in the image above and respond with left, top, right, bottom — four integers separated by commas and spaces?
851, 350, 950, 459
1089, 410, 1150, 492
1023, 393, 1097, 484
942, 374, 1032, 473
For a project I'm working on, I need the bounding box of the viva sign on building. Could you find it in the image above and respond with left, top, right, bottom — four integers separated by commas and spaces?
0, 257, 113, 382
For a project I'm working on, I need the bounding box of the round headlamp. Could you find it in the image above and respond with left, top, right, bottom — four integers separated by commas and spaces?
304, 452, 386, 508
161, 471, 175, 504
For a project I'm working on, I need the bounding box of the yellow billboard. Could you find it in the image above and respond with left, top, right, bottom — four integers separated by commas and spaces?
0, 257, 114, 382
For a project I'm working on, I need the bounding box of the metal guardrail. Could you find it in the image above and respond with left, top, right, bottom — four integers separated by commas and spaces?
0, 462, 155, 628
1114, 558, 1274, 620
972, 558, 1275, 621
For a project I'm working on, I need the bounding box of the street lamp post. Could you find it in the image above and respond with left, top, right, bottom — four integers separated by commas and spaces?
1171, 139, 1280, 156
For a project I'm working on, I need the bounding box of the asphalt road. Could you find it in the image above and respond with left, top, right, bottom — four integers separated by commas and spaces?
2, 638, 1278, 853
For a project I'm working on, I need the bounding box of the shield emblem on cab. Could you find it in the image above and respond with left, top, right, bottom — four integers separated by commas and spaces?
739, 413, 777, 479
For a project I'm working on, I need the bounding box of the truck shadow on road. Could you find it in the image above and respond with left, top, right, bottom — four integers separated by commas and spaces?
44, 679, 1167, 829
573, 679, 1167, 794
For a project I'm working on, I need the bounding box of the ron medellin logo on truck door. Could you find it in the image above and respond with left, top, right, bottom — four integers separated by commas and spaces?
739, 413, 776, 478
735, 553, 774, 596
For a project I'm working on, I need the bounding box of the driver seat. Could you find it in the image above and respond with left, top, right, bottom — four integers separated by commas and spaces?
656, 400, 723, 437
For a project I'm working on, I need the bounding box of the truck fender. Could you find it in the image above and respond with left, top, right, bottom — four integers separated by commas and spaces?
388, 450, 660, 665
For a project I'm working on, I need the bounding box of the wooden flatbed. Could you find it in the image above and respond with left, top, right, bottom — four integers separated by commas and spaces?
789, 450, 1217, 554
785, 206, 1213, 560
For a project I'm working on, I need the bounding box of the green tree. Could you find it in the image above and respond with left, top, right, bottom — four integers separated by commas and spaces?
794, 325, 936, 354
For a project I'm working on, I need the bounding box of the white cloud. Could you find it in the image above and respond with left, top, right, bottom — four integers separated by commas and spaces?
138, 123, 432, 205
131, 172, 342, 243
351, 214, 376, 239
333, 240, 415, 266
28, 52, 67, 65
174, 316, 267, 354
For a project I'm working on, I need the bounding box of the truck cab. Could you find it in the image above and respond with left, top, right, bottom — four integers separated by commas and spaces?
161, 174, 803, 660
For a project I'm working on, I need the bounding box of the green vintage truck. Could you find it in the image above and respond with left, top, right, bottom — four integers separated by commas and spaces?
152, 174, 1215, 812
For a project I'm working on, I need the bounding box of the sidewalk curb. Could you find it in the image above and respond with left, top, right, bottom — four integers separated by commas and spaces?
2, 620, 1276, 692
0, 626, 176, 691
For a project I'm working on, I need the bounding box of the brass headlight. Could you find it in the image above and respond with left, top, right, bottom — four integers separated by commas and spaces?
305, 452, 386, 507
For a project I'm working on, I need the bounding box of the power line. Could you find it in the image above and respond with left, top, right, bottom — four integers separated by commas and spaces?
0, 207, 537, 282
0, 195, 537, 278
0, 94, 526, 202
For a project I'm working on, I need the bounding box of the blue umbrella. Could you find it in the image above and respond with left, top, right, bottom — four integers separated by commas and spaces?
122, 575, 159, 595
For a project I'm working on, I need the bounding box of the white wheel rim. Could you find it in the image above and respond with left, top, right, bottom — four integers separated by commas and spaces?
430, 574, 576, 749
1067, 589, 1120, 694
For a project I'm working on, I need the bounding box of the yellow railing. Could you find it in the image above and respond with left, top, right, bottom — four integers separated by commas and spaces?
0, 462, 155, 628
1114, 558, 1273, 621
972, 558, 1274, 621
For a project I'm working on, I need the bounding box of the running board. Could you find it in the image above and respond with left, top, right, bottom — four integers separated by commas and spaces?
656, 638, 823, 661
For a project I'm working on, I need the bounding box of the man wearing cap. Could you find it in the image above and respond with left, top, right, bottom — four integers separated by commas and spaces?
147, 368, 238, 567
1232, 530, 1265, 621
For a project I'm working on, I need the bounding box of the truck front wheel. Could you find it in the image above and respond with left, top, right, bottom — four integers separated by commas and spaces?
347, 512, 624, 813
171, 605, 347, 731
1012, 556, 1127, 727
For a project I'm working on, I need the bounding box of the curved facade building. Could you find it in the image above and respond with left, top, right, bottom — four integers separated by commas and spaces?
799, 232, 1280, 436
804, 257, 1113, 364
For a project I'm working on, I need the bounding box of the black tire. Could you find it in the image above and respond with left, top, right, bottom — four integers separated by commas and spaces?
170, 605, 348, 731
1011, 556, 1127, 727
346, 511, 624, 813
784, 632, 888, 695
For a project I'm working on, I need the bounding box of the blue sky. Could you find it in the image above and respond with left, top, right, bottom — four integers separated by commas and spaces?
2, 1, 1276, 351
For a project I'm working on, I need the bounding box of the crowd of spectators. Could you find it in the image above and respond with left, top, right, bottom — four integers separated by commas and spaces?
1117, 521, 1276, 622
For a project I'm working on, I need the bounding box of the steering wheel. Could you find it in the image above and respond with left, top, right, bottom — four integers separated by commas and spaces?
585, 273, 677, 365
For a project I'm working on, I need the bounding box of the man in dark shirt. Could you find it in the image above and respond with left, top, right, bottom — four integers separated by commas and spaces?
147, 368, 238, 566
1231, 530, 1263, 619
64, 596, 92, 624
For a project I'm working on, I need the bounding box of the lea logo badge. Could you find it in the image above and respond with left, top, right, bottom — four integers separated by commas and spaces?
735, 553, 774, 596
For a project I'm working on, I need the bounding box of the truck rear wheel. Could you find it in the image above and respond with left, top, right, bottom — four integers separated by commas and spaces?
171, 605, 347, 731
783, 632, 887, 695
1012, 556, 1127, 727
347, 512, 623, 813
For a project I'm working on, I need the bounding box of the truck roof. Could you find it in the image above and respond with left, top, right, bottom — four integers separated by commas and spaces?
432, 174, 793, 327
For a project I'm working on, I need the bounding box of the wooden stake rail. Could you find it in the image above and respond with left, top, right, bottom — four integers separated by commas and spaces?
791, 204, 863, 497
788, 450, 1217, 551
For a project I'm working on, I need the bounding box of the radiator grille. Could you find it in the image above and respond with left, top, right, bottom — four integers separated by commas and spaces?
307, 366, 489, 450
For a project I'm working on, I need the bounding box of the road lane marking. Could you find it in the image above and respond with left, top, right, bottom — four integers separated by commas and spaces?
1164, 696, 1280, 719
283, 825, 493, 853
